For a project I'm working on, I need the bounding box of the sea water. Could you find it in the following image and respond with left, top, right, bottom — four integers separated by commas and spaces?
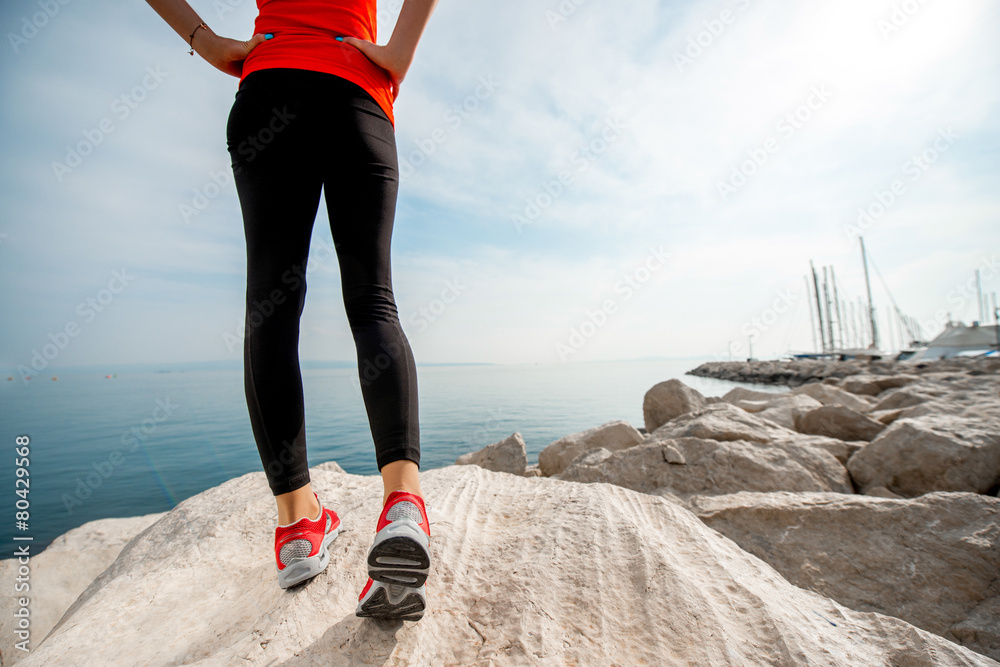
0, 358, 783, 552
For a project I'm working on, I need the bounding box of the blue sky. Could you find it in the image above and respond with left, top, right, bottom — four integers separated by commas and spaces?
2, 0, 998, 373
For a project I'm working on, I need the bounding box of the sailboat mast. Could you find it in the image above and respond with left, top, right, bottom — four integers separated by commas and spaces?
823, 266, 835, 352
831, 267, 845, 349
860, 237, 879, 350
810, 261, 826, 352
805, 275, 818, 353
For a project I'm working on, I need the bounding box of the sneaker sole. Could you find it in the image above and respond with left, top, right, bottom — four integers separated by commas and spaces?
356, 581, 426, 621
366, 518, 430, 587
277, 524, 342, 589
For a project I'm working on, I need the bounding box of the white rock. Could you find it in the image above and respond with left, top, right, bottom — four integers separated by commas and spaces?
690, 490, 1000, 662
558, 435, 853, 497
794, 404, 886, 442
455, 432, 528, 475
793, 381, 872, 413
721, 386, 789, 403
0, 513, 165, 666
538, 420, 643, 476
755, 393, 824, 430
15, 466, 994, 666
847, 415, 1000, 497
642, 379, 706, 432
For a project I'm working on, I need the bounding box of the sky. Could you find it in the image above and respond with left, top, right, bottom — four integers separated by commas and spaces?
1, 0, 998, 374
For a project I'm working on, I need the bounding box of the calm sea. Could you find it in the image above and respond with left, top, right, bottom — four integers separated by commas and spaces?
0, 358, 783, 552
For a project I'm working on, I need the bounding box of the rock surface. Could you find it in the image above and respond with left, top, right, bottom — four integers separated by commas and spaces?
0, 513, 165, 666
558, 434, 853, 497
839, 374, 918, 396
847, 415, 1000, 497
690, 491, 1000, 661
455, 432, 528, 475
13, 465, 996, 666
687, 356, 1000, 386
537, 419, 643, 476
642, 378, 706, 432
792, 382, 872, 413
754, 393, 824, 430
794, 404, 886, 442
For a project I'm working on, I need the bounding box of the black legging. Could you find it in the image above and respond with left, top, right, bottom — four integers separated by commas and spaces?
226, 67, 419, 496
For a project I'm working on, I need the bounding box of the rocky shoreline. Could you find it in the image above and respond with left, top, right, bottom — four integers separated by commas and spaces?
687, 355, 1000, 387
3, 357, 998, 665
455, 356, 1000, 661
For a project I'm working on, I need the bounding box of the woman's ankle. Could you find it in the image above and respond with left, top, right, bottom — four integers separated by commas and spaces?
382, 486, 423, 505
276, 484, 321, 524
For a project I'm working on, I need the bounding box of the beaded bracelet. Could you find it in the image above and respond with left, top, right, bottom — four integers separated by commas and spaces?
188, 21, 208, 56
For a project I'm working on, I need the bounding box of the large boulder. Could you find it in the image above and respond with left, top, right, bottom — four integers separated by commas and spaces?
871, 385, 938, 412
839, 374, 918, 396
0, 513, 165, 666
650, 401, 861, 465
455, 432, 528, 475
755, 393, 824, 430
847, 415, 1000, 497
538, 420, 643, 476
794, 404, 886, 442
792, 381, 872, 413
557, 435, 853, 498
15, 465, 992, 666
650, 402, 779, 443
642, 379, 706, 432
690, 491, 1000, 661
720, 386, 789, 403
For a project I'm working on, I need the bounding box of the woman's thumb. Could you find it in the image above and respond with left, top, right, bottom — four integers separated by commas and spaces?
244, 32, 268, 53
338, 35, 371, 55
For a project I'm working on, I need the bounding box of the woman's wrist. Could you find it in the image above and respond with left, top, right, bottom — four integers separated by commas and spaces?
382, 38, 414, 81
190, 23, 217, 55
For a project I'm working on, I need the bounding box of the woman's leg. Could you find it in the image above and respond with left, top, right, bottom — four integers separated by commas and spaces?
317, 76, 422, 504
226, 69, 325, 522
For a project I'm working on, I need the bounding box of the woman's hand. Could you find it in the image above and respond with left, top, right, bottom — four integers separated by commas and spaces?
338, 37, 411, 101
194, 29, 269, 78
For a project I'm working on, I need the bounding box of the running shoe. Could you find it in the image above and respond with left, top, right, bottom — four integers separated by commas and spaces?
366, 490, 431, 587
274, 490, 342, 589
356, 577, 427, 621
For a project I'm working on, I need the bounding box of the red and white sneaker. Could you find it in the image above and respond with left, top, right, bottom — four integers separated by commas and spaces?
366, 491, 431, 587
356, 577, 426, 621
274, 490, 342, 589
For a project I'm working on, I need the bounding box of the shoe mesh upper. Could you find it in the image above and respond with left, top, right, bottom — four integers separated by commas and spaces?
386, 501, 422, 524
280, 538, 312, 563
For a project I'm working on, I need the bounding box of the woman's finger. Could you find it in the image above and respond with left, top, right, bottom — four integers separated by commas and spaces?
242, 33, 267, 55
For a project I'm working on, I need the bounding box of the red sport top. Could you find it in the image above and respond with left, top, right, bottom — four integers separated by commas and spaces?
239, 0, 395, 126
